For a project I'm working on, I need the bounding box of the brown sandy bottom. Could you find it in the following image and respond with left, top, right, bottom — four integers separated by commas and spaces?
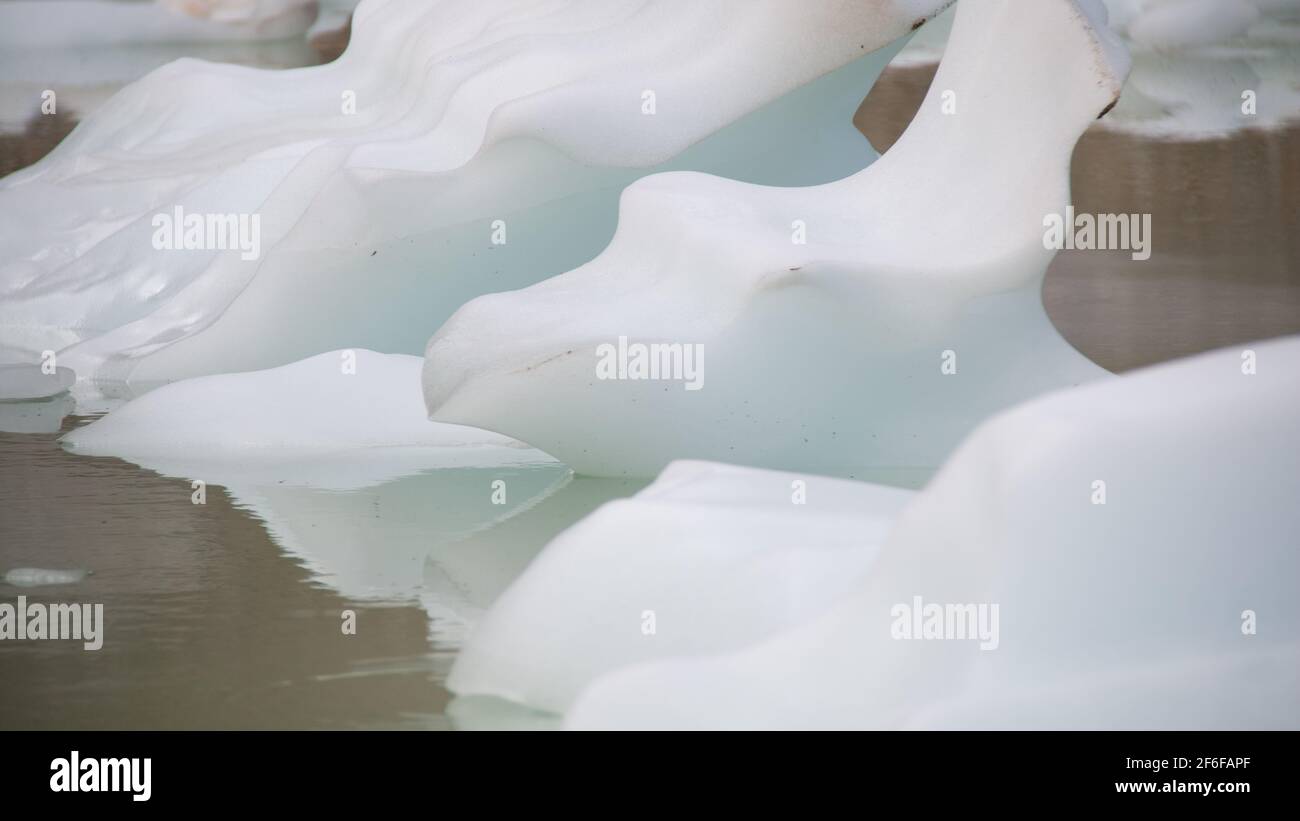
1, 46, 1297, 730
857, 61, 1300, 373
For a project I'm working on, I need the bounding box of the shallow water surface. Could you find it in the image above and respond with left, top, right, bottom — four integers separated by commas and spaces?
0, 416, 641, 729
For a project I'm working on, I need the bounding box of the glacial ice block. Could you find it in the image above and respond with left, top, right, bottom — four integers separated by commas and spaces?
446, 461, 915, 714
423, 0, 1129, 478
0, 0, 951, 396
61, 349, 574, 602
558, 337, 1300, 729
62, 349, 520, 460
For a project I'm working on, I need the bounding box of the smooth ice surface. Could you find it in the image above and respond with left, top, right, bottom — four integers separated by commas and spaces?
424, 0, 1128, 478
557, 337, 1300, 729
447, 461, 915, 713
0, 0, 950, 397
63, 349, 519, 459
61, 349, 577, 602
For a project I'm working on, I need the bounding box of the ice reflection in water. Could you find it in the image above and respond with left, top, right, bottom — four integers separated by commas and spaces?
0, 414, 644, 728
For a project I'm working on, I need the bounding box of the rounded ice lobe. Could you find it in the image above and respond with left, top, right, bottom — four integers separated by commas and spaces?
447, 461, 916, 714
446, 337, 1300, 729
63, 349, 518, 460
568, 339, 1300, 729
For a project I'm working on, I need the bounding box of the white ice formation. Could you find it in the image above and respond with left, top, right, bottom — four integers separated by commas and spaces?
448, 460, 915, 714
62, 350, 573, 601
0, 0, 951, 399
447, 337, 1300, 729
423, 0, 1128, 478
63, 349, 517, 459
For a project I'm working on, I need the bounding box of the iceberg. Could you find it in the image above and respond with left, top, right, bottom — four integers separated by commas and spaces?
61, 350, 573, 601
444, 337, 1300, 728
447, 460, 915, 714
63, 349, 517, 459
0, 0, 951, 398
547, 337, 1299, 729
423, 0, 1129, 478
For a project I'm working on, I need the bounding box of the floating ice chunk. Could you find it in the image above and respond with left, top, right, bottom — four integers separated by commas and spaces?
60, 349, 572, 601
4, 568, 90, 587
63, 350, 518, 461
0, 363, 75, 400
559, 337, 1300, 729
423, 0, 1129, 478
0, 0, 950, 396
447, 461, 914, 714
